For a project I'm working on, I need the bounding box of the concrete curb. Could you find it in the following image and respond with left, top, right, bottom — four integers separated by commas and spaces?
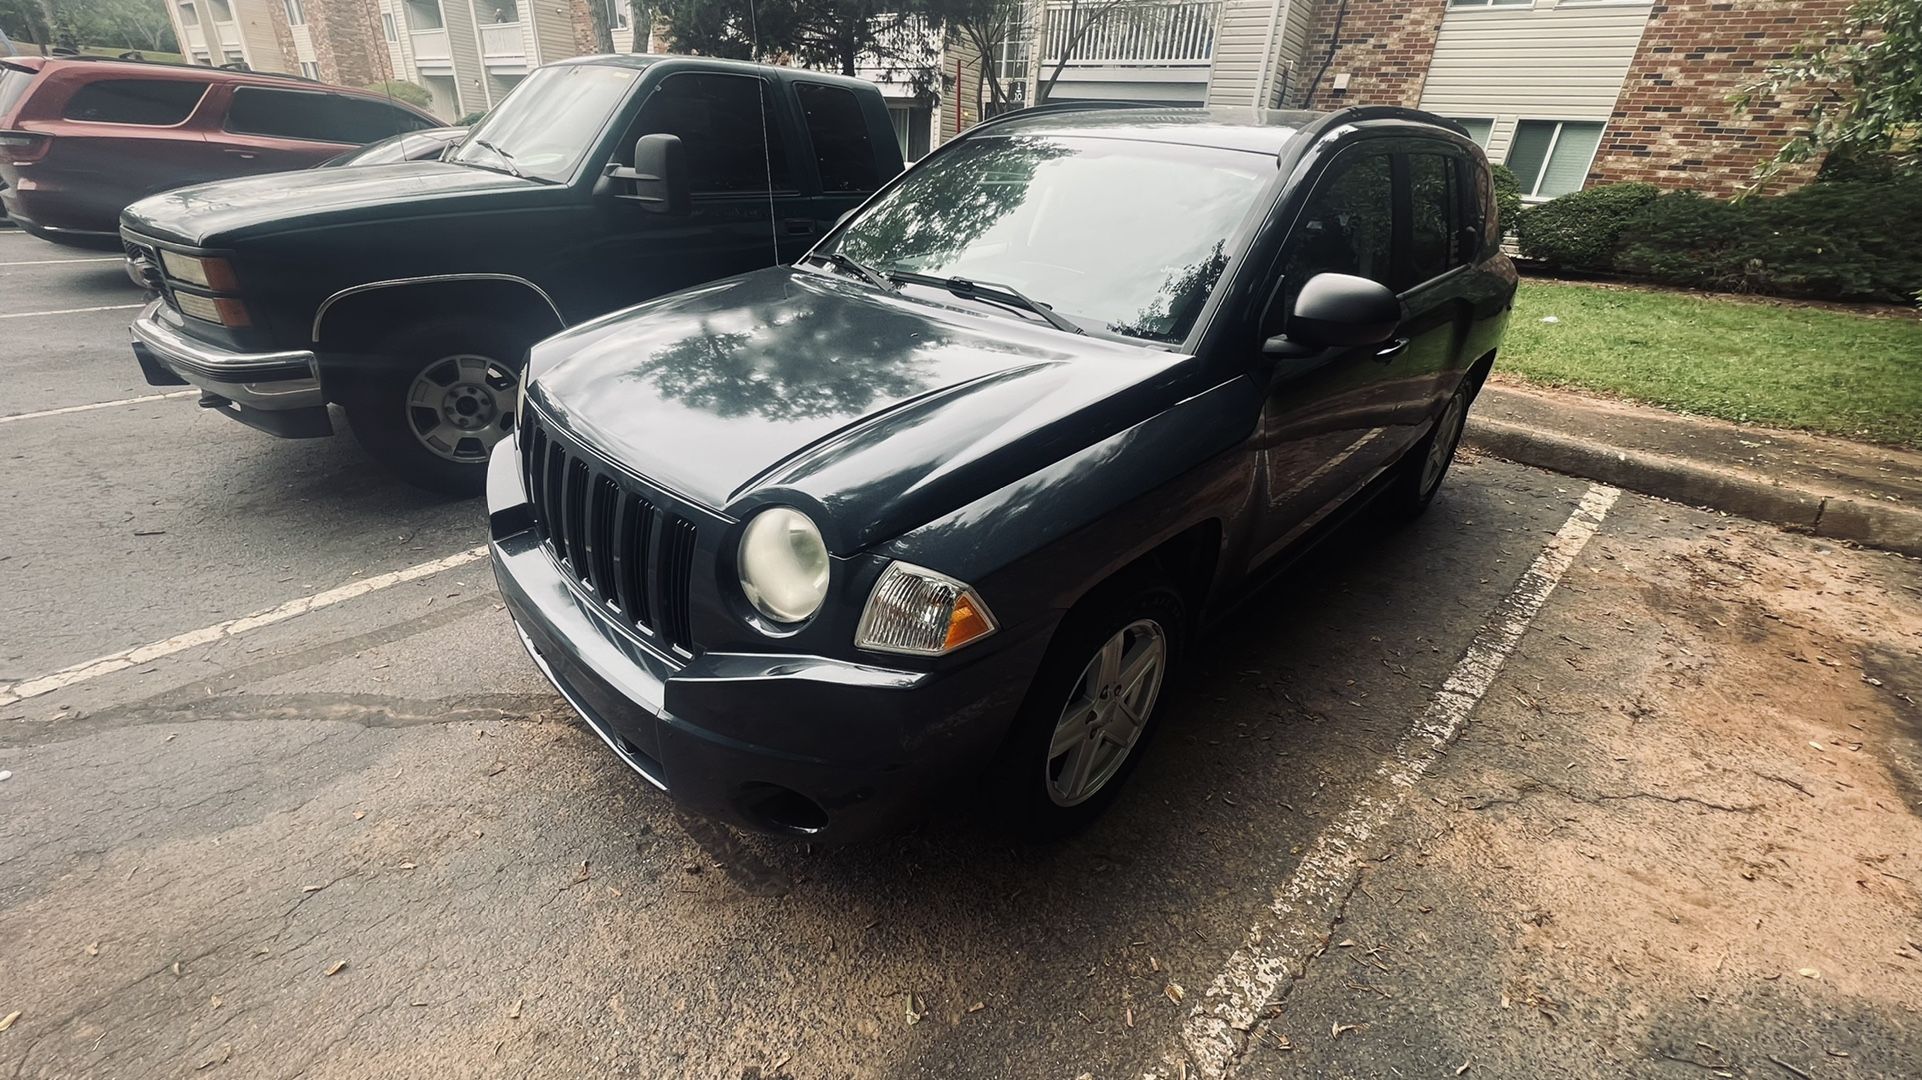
1464, 417, 1922, 557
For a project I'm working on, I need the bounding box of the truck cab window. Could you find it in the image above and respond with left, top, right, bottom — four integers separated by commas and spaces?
794, 82, 879, 194
630, 73, 791, 195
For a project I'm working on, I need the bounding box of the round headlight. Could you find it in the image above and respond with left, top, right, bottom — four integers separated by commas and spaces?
737, 507, 829, 625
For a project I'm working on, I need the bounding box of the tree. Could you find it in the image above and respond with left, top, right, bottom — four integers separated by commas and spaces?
1736, 0, 1922, 185
657, 0, 938, 80
934, 0, 1028, 117
0, 0, 52, 50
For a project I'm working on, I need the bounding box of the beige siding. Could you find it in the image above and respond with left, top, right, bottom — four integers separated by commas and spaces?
1206, 0, 1314, 108
529, 0, 583, 68
238, 0, 291, 71
1417, 0, 1651, 161
445, 0, 486, 111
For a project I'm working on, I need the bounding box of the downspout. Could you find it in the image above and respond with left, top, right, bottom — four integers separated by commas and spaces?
1252, 0, 1286, 109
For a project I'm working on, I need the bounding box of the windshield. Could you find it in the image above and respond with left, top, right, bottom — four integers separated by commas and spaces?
446, 64, 638, 183
831, 135, 1268, 343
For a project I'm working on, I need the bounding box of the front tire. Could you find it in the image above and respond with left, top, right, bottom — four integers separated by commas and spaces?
344, 320, 526, 495
1385, 383, 1470, 520
987, 578, 1185, 840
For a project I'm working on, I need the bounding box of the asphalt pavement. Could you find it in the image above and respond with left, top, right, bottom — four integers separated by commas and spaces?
2, 228, 1918, 1079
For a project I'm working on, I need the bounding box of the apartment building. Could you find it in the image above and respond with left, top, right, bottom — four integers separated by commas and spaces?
954, 0, 1850, 196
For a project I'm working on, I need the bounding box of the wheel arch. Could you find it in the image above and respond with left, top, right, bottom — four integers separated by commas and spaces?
311, 275, 568, 354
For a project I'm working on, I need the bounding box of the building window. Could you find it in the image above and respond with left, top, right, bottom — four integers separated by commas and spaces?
382, 12, 397, 39
1450, 117, 1492, 147
606, 0, 628, 30
300, 61, 319, 79
1506, 119, 1604, 198
178, 2, 199, 25
1448, 0, 1532, 7
283, 0, 304, 24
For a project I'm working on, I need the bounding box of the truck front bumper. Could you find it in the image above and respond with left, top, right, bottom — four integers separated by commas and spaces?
130, 299, 334, 439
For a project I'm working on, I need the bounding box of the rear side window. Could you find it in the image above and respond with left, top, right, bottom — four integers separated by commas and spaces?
1403, 152, 1461, 287
794, 82, 879, 194
631, 73, 792, 194
226, 87, 432, 144
63, 80, 209, 126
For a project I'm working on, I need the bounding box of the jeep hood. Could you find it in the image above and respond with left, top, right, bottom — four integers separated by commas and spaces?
119, 161, 542, 246
527, 268, 1213, 553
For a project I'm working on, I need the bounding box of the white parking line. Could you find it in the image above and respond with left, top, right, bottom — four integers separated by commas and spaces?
0, 390, 197, 425
1161, 483, 1622, 1080
0, 256, 122, 266
0, 303, 145, 320
0, 545, 491, 709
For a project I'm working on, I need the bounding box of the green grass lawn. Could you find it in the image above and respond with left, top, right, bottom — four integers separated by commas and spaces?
1501, 281, 1922, 448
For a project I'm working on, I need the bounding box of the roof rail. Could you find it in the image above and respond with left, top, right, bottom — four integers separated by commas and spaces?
960, 99, 1165, 139
1299, 104, 1468, 141
51, 53, 323, 82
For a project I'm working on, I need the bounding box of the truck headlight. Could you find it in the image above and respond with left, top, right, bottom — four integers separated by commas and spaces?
855, 562, 997, 656
159, 250, 240, 292
737, 507, 830, 625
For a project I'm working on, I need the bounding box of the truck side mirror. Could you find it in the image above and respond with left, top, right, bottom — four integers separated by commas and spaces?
1266, 272, 1401, 352
607, 132, 688, 215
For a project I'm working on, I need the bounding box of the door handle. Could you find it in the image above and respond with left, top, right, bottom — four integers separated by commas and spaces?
782, 217, 815, 236
1373, 337, 1409, 362
223, 149, 258, 160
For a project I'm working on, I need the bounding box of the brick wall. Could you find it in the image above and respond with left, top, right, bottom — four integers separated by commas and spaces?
1587, 0, 1850, 196
567, 0, 608, 56
307, 0, 391, 86
1292, 0, 1448, 109
261, 0, 300, 72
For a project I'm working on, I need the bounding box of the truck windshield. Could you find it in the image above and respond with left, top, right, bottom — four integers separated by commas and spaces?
831, 135, 1269, 344
446, 64, 639, 183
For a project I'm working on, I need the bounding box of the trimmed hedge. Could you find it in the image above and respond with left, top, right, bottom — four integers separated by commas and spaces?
1513, 182, 1658, 271
1519, 177, 1922, 302
1490, 163, 1522, 234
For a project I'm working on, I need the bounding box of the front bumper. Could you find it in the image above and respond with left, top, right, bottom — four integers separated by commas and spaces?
486, 440, 1033, 840
130, 299, 334, 439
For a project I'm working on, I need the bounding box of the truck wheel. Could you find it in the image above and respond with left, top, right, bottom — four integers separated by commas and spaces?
344, 320, 526, 496
1385, 383, 1470, 520
986, 577, 1185, 841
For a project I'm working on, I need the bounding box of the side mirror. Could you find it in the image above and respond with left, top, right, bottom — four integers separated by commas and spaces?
1267, 272, 1401, 352
607, 132, 688, 215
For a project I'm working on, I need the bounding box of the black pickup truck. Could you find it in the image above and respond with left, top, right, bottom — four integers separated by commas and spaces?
118, 55, 903, 492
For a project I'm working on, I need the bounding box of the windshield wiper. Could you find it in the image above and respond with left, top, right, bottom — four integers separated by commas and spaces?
888, 271, 1084, 335
470, 138, 523, 178
810, 251, 894, 291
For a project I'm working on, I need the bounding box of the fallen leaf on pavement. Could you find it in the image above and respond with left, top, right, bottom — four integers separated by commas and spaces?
324, 961, 347, 977
85, 942, 98, 957
0, 1011, 19, 1031
1797, 967, 1819, 979
1332, 1022, 1361, 1039
966, 1002, 985, 1014
509, 998, 523, 1019
1164, 983, 1185, 1004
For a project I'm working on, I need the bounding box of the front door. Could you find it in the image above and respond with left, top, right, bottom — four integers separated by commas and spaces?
1246, 144, 1416, 570
588, 71, 815, 314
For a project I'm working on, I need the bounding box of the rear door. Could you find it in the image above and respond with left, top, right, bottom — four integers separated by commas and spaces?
38, 76, 220, 227
209, 85, 433, 173
1391, 141, 1480, 425
789, 80, 890, 247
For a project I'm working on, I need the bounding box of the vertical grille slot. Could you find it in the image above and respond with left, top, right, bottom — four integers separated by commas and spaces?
562, 458, 591, 582
659, 517, 699, 650
519, 412, 702, 654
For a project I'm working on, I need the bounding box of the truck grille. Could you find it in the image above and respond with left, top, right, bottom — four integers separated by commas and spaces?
520, 413, 701, 653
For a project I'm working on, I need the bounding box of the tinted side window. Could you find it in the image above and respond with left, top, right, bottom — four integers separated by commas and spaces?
794, 82, 879, 194
227, 88, 429, 144
1404, 152, 1460, 288
63, 80, 208, 125
1278, 152, 1393, 310
632, 73, 792, 194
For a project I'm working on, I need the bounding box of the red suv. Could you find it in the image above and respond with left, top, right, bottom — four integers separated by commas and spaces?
0, 56, 438, 248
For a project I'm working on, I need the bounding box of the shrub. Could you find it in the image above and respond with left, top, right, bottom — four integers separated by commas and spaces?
1616, 179, 1922, 301
363, 79, 433, 109
1490, 163, 1522, 234
1514, 182, 1659, 271
456, 111, 487, 126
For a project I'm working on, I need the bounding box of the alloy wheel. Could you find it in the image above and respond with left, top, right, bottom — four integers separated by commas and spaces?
406, 354, 519, 464
1420, 391, 1468, 497
1045, 618, 1167, 807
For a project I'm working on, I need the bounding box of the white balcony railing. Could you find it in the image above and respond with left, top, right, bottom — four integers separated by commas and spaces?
1042, 0, 1220, 66
480, 22, 526, 62
410, 28, 451, 61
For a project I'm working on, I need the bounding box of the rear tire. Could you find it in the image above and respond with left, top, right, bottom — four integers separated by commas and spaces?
343, 319, 527, 496
986, 577, 1185, 841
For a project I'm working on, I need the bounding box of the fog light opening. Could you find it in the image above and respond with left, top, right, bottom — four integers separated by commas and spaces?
739, 783, 830, 835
